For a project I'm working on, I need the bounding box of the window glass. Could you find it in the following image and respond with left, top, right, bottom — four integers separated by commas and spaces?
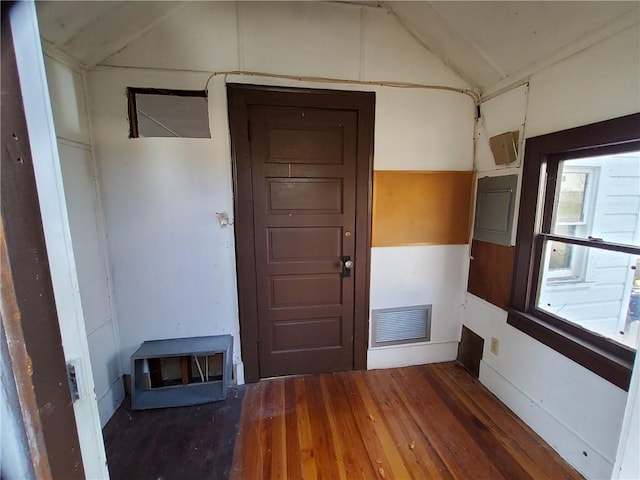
555, 172, 588, 223
549, 238, 574, 270
542, 150, 640, 346
551, 153, 640, 247
538, 242, 640, 349
128, 89, 210, 138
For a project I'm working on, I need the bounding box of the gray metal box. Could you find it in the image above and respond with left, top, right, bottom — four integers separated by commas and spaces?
131, 335, 233, 410
473, 175, 518, 246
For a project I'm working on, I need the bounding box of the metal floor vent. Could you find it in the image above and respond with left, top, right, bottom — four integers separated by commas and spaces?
371, 305, 432, 347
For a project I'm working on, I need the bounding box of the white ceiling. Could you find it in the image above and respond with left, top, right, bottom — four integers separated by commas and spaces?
388, 1, 640, 95
36, 1, 640, 95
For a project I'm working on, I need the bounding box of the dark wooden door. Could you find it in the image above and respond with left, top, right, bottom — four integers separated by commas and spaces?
228, 85, 374, 381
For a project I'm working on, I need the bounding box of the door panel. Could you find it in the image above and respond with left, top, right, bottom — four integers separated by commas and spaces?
268, 128, 344, 164
269, 227, 342, 261
267, 178, 343, 212
273, 317, 342, 351
270, 274, 342, 306
228, 85, 374, 381
251, 105, 356, 377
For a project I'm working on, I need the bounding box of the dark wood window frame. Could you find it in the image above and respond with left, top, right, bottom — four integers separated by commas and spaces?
508, 113, 640, 391
127, 87, 208, 138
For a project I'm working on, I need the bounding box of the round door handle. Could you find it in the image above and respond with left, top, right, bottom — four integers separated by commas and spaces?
344, 260, 354, 269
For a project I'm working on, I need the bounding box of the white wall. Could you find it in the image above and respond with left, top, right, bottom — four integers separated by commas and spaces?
467, 24, 640, 480
87, 2, 475, 378
44, 54, 124, 427
613, 349, 640, 480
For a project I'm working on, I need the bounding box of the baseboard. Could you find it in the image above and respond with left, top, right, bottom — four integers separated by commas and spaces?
234, 361, 245, 385
480, 360, 613, 479
367, 341, 458, 370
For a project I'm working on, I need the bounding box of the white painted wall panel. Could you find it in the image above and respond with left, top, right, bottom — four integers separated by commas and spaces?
362, 7, 466, 88
87, 322, 124, 427
374, 88, 474, 171
239, 2, 361, 79
58, 144, 112, 334
368, 245, 467, 369
463, 294, 627, 479
86, 322, 120, 402
89, 69, 241, 373
526, 26, 640, 138
43, 56, 90, 145
613, 350, 640, 479
46, 55, 124, 427
62, 2, 185, 67
103, 2, 238, 72
370, 245, 467, 344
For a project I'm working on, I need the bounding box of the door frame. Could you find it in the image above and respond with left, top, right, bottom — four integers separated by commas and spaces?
2, 4, 85, 478
2, 3, 109, 478
227, 84, 375, 383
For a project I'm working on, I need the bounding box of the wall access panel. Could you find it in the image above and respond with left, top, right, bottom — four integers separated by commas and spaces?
473, 174, 518, 246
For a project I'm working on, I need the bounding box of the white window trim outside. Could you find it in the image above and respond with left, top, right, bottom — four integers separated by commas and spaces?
545, 165, 599, 283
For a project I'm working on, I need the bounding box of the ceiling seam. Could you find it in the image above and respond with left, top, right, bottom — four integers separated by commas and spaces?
382, 2, 479, 93
482, 12, 640, 100
41, 40, 87, 74
91, 2, 190, 69
426, 1, 507, 80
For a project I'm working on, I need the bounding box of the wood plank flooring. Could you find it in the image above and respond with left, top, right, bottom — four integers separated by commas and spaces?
231, 362, 583, 479
103, 386, 245, 480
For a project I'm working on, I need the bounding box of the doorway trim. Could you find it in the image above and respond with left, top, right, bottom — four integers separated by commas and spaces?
227, 84, 375, 383
2, 5, 85, 477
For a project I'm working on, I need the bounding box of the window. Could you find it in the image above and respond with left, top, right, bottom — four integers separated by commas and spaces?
127, 88, 210, 138
546, 166, 596, 281
508, 113, 640, 391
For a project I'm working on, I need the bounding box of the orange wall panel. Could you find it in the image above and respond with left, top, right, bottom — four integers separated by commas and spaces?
372, 171, 474, 247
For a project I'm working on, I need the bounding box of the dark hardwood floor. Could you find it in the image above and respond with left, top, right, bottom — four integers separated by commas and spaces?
231, 362, 584, 479
103, 386, 245, 480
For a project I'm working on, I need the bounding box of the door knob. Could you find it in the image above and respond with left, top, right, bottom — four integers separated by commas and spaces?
341, 256, 353, 277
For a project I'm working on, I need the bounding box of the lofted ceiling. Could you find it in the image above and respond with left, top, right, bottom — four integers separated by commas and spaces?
36, 1, 640, 96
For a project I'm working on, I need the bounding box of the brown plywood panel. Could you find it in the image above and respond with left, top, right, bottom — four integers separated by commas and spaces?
268, 178, 343, 213
268, 227, 342, 261
273, 318, 342, 351
268, 128, 344, 164
270, 274, 341, 307
372, 171, 474, 246
467, 239, 515, 309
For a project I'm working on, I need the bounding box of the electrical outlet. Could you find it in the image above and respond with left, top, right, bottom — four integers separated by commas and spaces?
490, 337, 500, 356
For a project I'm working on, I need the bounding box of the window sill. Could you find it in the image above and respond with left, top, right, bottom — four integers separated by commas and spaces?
506, 308, 634, 391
